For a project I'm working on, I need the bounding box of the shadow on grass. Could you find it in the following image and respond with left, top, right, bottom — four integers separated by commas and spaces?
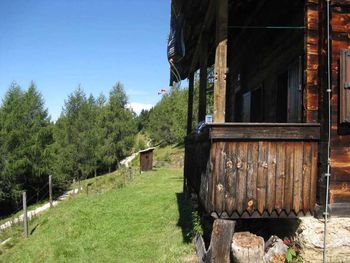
176, 192, 193, 244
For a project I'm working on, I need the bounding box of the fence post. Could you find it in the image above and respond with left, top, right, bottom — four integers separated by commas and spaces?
72, 178, 76, 197
86, 184, 89, 195
94, 168, 97, 192
49, 175, 53, 208
23, 191, 28, 238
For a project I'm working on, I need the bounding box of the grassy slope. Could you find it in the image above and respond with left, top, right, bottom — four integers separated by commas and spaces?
0, 167, 194, 263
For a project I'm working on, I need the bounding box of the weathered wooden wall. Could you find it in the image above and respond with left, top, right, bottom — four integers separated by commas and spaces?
186, 124, 319, 218
305, 0, 320, 123
184, 132, 210, 194
328, 0, 350, 206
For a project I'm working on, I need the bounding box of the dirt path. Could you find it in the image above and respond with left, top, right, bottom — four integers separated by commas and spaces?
119, 152, 138, 168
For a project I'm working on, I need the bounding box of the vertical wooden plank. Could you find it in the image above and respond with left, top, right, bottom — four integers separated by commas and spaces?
247, 142, 258, 212
187, 73, 194, 135
257, 142, 268, 214
224, 142, 237, 216
310, 142, 318, 210
208, 142, 216, 212
199, 36, 208, 122
214, 142, 225, 215
302, 143, 312, 212
285, 143, 294, 214
236, 142, 248, 215
213, 0, 228, 123
293, 143, 304, 214
267, 142, 277, 214
275, 143, 286, 213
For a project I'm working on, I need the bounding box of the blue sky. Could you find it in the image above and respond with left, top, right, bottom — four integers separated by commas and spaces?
0, 0, 172, 120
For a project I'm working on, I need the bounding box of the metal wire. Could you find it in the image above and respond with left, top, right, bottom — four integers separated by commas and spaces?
228, 26, 306, 29
169, 60, 182, 88
323, 0, 332, 262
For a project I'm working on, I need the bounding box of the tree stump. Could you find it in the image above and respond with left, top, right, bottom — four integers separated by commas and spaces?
231, 232, 264, 263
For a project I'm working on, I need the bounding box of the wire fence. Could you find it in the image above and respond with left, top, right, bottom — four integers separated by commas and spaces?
0, 166, 139, 236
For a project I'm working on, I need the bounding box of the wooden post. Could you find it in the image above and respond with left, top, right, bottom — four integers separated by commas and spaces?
213, 0, 228, 123
23, 192, 28, 239
94, 168, 97, 192
187, 73, 195, 135
72, 178, 76, 197
86, 184, 89, 195
199, 36, 208, 122
205, 219, 235, 263
49, 175, 53, 208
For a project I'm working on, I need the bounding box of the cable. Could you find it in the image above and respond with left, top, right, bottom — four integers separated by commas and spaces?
169, 59, 182, 88
323, 0, 332, 262
228, 26, 306, 29
25, 182, 49, 204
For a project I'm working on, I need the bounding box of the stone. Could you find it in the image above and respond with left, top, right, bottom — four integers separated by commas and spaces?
296, 217, 350, 262
263, 235, 288, 263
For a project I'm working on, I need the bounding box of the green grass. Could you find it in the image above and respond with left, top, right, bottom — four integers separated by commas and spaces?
0, 167, 195, 263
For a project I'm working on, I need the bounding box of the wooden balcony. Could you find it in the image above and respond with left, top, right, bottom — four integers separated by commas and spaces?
184, 123, 320, 218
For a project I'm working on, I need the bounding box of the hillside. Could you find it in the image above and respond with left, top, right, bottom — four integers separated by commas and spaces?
0, 149, 195, 262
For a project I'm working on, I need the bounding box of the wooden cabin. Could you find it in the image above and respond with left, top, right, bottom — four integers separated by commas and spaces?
169, 0, 350, 218
139, 148, 154, 172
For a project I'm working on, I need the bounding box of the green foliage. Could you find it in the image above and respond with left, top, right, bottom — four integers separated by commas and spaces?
0, 81, 137, 217
0, 82, 53, 215
52, 82, 137, 184
286, 247, 296, 262
145, 86, 188, 146
191, 211, 203, 237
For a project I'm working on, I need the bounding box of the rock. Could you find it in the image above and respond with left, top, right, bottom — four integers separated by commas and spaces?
263, 235, 288, 263
231, 232, 265, 263
296, 217, 350, 262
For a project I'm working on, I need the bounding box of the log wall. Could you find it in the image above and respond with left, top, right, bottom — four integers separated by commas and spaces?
328, 0, 350, 206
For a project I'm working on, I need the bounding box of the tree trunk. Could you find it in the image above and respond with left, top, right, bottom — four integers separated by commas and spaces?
231, 232, 265, 263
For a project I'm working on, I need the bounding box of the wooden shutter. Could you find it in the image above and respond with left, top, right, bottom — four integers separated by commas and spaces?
340, 49, 350, 124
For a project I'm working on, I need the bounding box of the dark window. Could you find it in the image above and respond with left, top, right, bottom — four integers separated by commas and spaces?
276, 72, 288, 122
251, 86, 264, 122
287, 58, 303, 122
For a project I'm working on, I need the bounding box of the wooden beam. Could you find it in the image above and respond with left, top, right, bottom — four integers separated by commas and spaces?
189, 0, 216, 73
199, 35, 208, 122
213, 0, 228, 123
187, 73, 195, 135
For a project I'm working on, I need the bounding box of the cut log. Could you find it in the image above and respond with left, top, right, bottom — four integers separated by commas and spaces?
206, 219, 235, 263
231, 232, 264, 263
